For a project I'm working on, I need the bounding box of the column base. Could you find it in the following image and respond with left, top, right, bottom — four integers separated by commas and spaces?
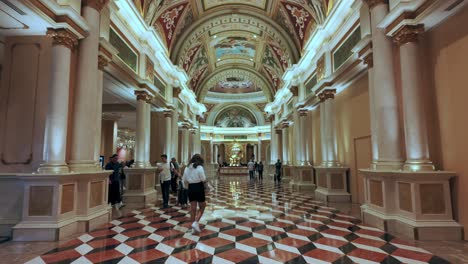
37, 163, 70, 174
360, 169, 463, 240
403, 160, 435, 172
123, 167, 157, 209
314, 166, 350, 202
68, 160, 102, 172
371, 160, 404, 171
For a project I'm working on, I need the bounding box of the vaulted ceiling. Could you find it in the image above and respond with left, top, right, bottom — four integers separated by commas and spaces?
133, 0, 334, 103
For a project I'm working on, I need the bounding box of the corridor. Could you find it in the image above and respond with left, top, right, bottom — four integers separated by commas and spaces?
24, 177, 449, 264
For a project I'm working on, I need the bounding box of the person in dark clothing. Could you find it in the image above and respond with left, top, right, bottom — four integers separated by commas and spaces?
106, 154, 123, 208
170, 158, 179, 194
275, 159, 282, 183
257, 161, 264, 181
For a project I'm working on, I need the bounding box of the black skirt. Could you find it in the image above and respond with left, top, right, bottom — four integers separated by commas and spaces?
188, 182, 205, 203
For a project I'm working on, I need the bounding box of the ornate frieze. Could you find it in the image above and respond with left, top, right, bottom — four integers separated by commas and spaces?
46, 28, 78, 50
393, 24, 425, 46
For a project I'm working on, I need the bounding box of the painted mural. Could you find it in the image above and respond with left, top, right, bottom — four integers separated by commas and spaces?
215, 107, 257, 128
214, 36, 256, 60
202, 0, 267, 10
210, 77, 261, 94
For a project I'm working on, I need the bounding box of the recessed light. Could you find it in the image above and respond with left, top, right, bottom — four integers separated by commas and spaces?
253, 35, 257, 38
213, 35, 217, 38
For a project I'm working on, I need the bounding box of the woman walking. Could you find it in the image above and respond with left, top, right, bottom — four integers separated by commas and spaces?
182, 154, 208, 233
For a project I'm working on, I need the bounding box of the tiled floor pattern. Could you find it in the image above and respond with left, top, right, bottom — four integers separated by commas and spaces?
26, 179, 450, 264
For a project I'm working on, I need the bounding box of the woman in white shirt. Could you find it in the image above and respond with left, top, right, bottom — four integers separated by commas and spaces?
182, 154, 207, 233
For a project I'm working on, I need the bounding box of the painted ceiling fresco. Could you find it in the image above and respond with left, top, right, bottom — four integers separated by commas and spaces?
133, 0, 335, 100
215, 107, 258, 128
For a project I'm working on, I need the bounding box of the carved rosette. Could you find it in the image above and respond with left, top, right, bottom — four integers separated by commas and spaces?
82, 0, 109, 12
98, 55, 109, 70
364, 0, 389, 9
135, 90, 151, 102
393, 24, 425, 46
318, 89, 336, 102
46, 28, 78, 50
363, 53, 374, 68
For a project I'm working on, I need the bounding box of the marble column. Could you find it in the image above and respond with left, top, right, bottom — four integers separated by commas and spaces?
366, 0, 404, 170
94, 55, 109, 168
181, 126, 190, 165
69, 0, 108, 172
275, 129, 283, 162
269, 118, 276, 164
393, 24, 434, 171
257, 134, 262, 162
210, 138, 214, 164
253, 144, 258, 161
298, 110, 308, 166
319, 90, 339, 167
134, 91, 152, 168
214, 144, 219, 164
281, 123, 289, 165
363, 52, 379, 167
38, 29, 78, 173
164, 111, 172, 157
171, 111, 179, 160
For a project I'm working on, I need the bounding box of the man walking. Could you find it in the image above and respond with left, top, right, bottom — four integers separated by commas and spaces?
157, 154, 172, 208
275, 159, 282, 183
248, 159, 255, 180
258, 161, 264, 181
106, 154, 123, 208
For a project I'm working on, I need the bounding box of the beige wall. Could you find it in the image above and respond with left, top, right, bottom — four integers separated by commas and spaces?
309, 75, 371, 203
422, 5, 468, 238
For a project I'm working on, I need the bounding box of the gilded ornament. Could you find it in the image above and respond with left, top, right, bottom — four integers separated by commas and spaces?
46, 28, 78, 50
393, 24, 424, 46
135, 90, 151, 101
318, 89, 336, 102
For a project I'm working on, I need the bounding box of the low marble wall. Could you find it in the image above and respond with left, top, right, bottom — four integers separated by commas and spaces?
0, 171, 111, 241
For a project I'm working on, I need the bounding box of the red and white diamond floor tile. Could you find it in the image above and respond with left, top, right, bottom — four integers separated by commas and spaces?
26, 179, 449, 264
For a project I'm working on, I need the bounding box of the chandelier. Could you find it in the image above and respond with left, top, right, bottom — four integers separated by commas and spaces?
117, 129, 136, 150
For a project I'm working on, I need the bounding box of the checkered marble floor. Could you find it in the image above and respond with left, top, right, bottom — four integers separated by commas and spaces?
27, 178, 450, 264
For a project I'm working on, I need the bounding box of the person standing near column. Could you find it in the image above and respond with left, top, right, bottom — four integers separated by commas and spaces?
157, 154, 172, 208
248, 159, 255, 180
275, 159, 282, 183
106, 154, 122, 209
258, 161, 264, 181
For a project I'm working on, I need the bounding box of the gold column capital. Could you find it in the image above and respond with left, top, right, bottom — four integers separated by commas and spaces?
318, 89, 336, 102
299, 109, 309, 117
363, 53, 374, 69
275, 129, 282, 135
393, 24, 425, 46
363, 0, 389, 9
135, 90, 151, 102
82, 0, 109, 12
98, 55, 109, 70
46, 28, 78, 50
164, 110, 173, 118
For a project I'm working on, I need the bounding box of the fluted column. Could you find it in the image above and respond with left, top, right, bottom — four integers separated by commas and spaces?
134, 91, 152, 168
164, 111, 173, 157
38, 29, 78, 173
69, 0, 108, 171
171, 111, 179, 160
366, 0, 404, 170
319, 90, 339, 167
393, 24, 434, 171
281, 123, 290, 165
214, 144, 219, 163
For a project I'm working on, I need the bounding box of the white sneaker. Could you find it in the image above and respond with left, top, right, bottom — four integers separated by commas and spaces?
191, 222, 201, 233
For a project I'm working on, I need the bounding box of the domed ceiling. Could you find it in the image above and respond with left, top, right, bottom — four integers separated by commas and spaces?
133, 0, 334, 109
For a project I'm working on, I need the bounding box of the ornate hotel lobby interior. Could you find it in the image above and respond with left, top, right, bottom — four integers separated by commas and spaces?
2, 0, 468, 263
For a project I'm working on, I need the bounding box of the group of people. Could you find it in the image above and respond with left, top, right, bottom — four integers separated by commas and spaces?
106, 153, 209, 233
247, 160, 265, 180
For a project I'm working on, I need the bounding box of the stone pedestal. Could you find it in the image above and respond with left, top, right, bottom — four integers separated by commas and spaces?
314, 167, 350, 202
123, 167, 157, 209
289, 166, 315, 192
360, 170, 462, 240
8, 171, 111, 241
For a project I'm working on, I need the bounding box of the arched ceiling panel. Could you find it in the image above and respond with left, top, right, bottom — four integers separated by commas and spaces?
132, 0, 335, 100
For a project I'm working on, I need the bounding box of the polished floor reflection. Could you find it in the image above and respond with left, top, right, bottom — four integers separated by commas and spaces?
23, 177, 451, 264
